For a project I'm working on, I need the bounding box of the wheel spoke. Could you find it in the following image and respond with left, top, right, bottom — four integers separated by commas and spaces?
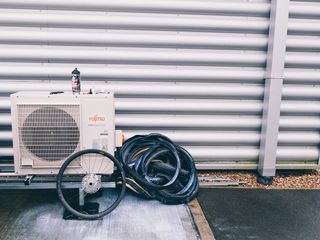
57, 149, 126, 220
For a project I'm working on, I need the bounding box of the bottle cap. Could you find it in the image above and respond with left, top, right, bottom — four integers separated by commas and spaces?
72, 68, 80, 74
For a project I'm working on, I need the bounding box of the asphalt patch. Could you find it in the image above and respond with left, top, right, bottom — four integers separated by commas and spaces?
197, 188, 320, 240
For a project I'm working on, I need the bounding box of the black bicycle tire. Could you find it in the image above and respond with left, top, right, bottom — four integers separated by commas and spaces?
56, 149, 126, 220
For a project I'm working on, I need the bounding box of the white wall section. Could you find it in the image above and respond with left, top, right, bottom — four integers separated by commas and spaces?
0, 0, 319, 170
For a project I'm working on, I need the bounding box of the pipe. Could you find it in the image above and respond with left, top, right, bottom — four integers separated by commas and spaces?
0, 67, 320, 85
4, 98, 320, 116
116, 99, 262, 114
0, 66, 265, 83
0, 81, 264, 99
0, 0, 270, 17
285, 54, 320, 68
290, 3, 320, 19
0, 30, 268, 50
0, 47, 266, 67
3, 130, 319, 146
288, 20, 320, 36
0, 98, 10, 109
116, 114, 261, 129
0, 12, 269, 33
287, 37, 320, 52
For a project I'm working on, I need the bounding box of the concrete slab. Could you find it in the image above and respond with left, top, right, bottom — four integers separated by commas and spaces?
198, 188, 320, 240
0, 190, 199, 240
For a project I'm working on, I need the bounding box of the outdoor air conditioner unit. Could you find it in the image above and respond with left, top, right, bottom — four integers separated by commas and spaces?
10, 91, 115, 175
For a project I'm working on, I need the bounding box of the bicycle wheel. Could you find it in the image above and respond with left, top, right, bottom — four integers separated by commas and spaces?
56, 149, 126, 220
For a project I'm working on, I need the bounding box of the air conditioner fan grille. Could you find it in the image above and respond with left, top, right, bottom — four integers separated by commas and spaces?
19, 105, 80, 162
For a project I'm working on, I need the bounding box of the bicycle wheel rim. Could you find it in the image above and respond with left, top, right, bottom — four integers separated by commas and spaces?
56, 149, 126, 220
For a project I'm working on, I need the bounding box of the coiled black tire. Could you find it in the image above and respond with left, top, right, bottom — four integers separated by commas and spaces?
57, 149, 126, 220
117, 134, 198, 204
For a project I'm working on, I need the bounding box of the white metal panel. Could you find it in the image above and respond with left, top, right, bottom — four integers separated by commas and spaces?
0, 47, 267, 67
3, 81, 320, 100
279, 0, 320, 167
286, 54, 320, 68
116, 114, 261, 129
290, 1, 320, 19
0, 29, 268, 50
288, 19, 320, 35
1, 146, 318, 163
0, 81, 265, 99
0, 114, 11, 125
124, 130, 320, 146
0, 131, 12, 141
1, 66, 320, 84
0, 65, 265, 83
3, 130, 319, 146
287, 37, 320, 52
3, 111, 320, 130
115, 99, 263, 114
0, 0, 270, 17
0, 0, 319, 170
0, 98, 10, 109
285, 70, 320, 84
0, 148, 13, 157
0, 11, 269, 33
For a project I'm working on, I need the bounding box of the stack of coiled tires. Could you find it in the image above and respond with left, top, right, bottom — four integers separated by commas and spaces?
117, 133, 199, 204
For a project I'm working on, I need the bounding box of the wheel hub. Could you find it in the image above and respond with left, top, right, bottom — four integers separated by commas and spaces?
81, 174, 101, 194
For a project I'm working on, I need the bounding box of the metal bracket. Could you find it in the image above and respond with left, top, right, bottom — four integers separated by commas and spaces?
24, 175, 34, 185
79, 188, 85, 207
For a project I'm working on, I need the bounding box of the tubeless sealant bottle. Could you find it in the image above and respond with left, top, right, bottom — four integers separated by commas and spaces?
71, 68, 81, 94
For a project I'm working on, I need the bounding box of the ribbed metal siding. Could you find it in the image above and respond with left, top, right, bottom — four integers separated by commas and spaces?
0, 0, 318, 170
279, 0, 320, 168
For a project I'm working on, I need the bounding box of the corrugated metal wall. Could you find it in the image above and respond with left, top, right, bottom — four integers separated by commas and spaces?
0, 0, 319, 170
281, 0, 320, 168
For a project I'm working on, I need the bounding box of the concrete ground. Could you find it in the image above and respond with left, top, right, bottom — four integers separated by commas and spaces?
197, 188, 320, 240
0, 190, 198, 240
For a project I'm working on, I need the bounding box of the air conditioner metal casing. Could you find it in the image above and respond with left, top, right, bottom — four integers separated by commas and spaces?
10, 91, 115, 175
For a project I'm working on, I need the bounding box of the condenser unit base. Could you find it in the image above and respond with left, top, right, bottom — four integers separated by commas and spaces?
0, 175, 115, 190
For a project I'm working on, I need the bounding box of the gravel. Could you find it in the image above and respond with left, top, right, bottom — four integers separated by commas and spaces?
198, 170, 320, 189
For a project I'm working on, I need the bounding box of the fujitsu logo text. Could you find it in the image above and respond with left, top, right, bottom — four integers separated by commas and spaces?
89, 115, 106, 122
